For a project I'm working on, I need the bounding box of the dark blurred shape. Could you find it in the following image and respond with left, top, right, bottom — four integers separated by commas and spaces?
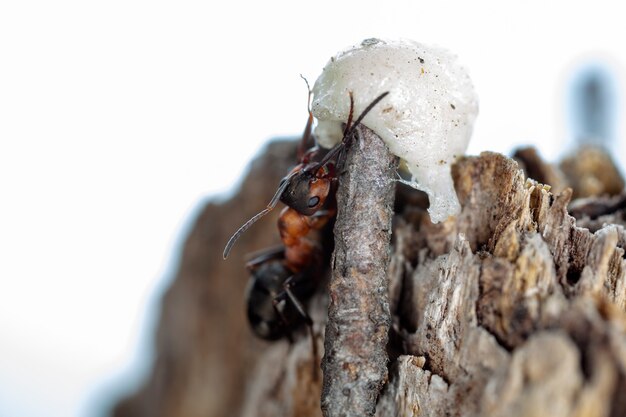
561, 61, 624, 199
560, 146, 625, 199
513, 147, 567, 192
514, 145, 624, 199
569, 192, 626, 229
568, 62, 618, 147
111, 139, 299, 417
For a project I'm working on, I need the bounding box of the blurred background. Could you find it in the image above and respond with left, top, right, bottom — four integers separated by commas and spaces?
0, 1, 624, 416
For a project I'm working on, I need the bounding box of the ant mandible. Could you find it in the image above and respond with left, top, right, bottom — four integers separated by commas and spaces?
223, 83, 389, 342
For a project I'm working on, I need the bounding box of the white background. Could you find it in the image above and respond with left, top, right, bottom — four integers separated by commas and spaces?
1, 1, 625, 416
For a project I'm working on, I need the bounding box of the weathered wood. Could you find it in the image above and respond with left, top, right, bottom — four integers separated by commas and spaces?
560, 145, 625, 198
111, 140, 302, 417
377, 151, 626, 417
321, 126, 398, 417
112, 144, 626, 417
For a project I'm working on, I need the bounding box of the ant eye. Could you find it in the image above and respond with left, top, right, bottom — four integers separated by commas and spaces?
308, 196, 320, 208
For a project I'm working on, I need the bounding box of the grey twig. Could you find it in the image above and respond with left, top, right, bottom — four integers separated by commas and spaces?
321, 125, 398, 417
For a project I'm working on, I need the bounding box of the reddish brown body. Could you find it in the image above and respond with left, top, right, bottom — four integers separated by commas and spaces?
278, 165, 336, 272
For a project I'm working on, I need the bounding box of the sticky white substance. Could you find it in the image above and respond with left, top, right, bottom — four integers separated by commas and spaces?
312, 38, 478, 223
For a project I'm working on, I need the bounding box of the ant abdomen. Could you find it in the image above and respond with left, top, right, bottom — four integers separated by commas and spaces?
246, 260, 317, 340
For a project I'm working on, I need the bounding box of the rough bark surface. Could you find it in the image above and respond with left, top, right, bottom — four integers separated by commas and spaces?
321, 126, 398, 417
112, 142, 626, 417
377, 149, 626, 417
111, 140, 303, 417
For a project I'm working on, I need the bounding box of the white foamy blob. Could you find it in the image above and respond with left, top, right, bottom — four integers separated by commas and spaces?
312, 38, 478, 223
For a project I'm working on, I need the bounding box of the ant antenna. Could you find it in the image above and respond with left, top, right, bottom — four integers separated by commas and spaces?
353, 91, 389, 128
223, 171, 297, 259
299, 75, 315, 158
343, 92, 354, 136
300, 74, 312, 104
311, 91, 389, 171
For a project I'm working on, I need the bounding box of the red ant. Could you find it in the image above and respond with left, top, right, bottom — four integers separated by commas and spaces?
223, 85, 389, 342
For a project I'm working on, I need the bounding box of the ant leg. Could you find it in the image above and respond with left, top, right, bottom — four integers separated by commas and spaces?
283, 278, 313, 326
307, 210, 334, 230
336, 145, 349, 174
283, 276, 320, 380
315, 141, 343, 169
245, 246, 285, 270
342, 91, 355, 136
272, 295, 295, 344
337, 127, 363, 176
301, 145, 322, 164
335, 127, 359, 175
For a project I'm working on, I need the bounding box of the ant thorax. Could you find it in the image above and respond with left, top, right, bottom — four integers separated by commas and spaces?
311, 38, 479, 223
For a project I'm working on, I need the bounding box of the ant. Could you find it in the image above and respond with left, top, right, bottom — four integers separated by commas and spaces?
223, 85, 389, 344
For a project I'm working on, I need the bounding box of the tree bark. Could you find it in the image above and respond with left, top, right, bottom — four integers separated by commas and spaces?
321, 126, 398, 417
112, 143, 626, 417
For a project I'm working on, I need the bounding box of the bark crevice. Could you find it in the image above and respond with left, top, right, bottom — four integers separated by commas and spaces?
112, 142, 626, 417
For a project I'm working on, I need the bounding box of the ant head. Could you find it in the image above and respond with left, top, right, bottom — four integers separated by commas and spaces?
222, 165, 331, 259
223, 91, 389, 260
280, 167, 331, 216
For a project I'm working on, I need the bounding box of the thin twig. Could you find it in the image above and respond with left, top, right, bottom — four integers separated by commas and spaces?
321, 125, 398, 417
